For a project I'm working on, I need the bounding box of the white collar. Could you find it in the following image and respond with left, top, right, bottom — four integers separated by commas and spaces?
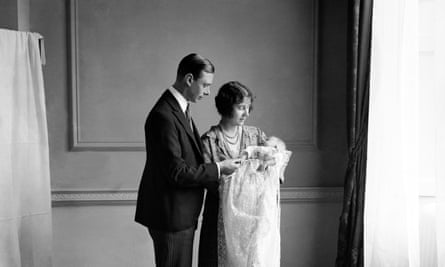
168, 86, 189, 114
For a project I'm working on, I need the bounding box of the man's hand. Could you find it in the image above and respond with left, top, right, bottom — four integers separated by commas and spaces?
219, 158, 242, 175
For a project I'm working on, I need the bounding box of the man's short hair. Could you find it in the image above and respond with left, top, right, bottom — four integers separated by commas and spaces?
177, 53, 215, 80
215, 81, 254, 118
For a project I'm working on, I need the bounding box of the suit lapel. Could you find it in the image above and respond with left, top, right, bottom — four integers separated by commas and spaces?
163, 90, 203, 157
191, 119, 203, 154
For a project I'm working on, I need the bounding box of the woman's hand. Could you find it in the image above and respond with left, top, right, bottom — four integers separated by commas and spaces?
257, 154, 276, 172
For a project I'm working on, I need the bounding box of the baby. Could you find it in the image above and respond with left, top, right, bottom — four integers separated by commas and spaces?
264, 136, 286, 151
240, 136, 286, 172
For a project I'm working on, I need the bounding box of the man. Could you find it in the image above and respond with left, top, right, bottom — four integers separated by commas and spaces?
135, 53, 240, 267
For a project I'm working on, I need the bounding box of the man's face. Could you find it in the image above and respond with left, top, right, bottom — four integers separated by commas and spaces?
185, 71, 214, 103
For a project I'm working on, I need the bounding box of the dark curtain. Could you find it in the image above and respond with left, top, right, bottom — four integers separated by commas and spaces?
335, 0, 373, 266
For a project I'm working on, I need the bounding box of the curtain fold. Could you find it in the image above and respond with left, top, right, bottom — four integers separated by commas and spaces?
0, 28, 52, 267
335, 0, 373, 266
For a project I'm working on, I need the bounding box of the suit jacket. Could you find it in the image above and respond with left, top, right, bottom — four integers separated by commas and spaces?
135, 90, 219, 232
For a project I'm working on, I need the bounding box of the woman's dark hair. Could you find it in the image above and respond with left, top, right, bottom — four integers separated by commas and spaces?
215, 81, 254, 118
177, 53, 215, 80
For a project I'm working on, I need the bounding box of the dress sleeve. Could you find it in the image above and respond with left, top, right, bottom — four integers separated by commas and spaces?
201, 135, 214, 164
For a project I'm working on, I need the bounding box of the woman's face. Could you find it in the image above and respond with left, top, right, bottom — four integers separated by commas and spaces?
226, 96, 251, 126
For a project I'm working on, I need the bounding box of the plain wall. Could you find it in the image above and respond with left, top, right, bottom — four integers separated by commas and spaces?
25, 0, 348, 266
0, 0, 30, 31
0, 0, 19, 30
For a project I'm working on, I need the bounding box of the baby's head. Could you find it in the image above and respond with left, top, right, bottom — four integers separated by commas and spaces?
264, 136, 286, 151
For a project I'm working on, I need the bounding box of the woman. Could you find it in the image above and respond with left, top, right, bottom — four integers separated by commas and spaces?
198, 81, 271, 266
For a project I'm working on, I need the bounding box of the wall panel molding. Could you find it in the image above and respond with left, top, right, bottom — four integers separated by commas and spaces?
68, 0, 319, 151
68, 0, 144, 151
51, 187, 343, 206
288, 0, 319, 151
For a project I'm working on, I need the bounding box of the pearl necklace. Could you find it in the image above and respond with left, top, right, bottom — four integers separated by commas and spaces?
221, 126, 240, 145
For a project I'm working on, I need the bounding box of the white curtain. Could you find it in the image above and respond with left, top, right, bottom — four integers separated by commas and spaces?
433, 0, 445, 265
0, 29, 52, 266
364, 0, 420, 266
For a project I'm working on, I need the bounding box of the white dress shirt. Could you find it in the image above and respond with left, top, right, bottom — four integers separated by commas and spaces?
168, 86, 188, 114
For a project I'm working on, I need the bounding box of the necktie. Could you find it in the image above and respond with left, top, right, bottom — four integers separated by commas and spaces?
185, 104, 193, 131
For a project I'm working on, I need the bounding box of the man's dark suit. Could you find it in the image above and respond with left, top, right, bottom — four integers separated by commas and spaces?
135, 90, 218, 265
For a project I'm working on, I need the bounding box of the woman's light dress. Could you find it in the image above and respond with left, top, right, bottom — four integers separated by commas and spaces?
199, 125, 291, 267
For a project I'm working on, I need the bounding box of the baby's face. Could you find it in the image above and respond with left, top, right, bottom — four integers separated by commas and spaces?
265, 136, 286, 151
